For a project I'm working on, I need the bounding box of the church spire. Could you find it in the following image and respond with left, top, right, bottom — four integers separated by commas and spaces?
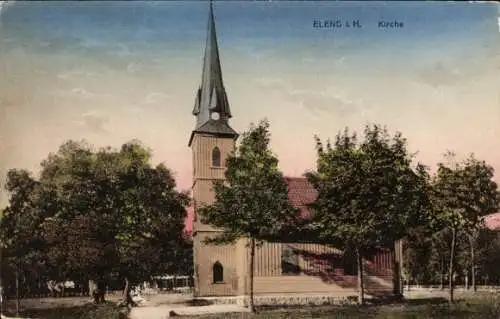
189, 0, 237, 146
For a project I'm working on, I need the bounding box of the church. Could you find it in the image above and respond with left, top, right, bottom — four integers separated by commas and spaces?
186, 2, 403, 298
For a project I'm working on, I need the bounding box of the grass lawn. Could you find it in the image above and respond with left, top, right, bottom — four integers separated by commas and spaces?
3, 302, 128, 319
182, 295, 500, 319
4, 294, 500, 318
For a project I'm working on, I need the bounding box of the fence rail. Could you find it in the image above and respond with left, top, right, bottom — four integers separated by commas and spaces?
4, 286, 194, 300
405, 285, 500, 292
2, 275, 195, 300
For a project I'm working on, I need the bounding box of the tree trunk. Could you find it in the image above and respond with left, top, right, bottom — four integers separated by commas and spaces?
448, 228, 457, 303
0, 279, 3, 318
15, 269, 20, 317
0, 283, 3, 318
356, 248, 365, 305
91, 278, 106, 304
89, 279, 96, 298
465, 271, 468, 290
0, 246, 3, 318
193, 265, 201, 297
440, 256, 444, 290
469, 234, 477, 293
119, 277, 137, 308
439, 272, 444, 290
248, 237, 256, 313
97, 280, 106, 303
391, 246, 401, 297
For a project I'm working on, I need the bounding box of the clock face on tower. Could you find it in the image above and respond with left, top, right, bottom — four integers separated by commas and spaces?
211, 112, 220, 120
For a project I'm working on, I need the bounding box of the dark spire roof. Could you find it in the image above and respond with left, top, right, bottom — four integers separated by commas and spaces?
189, 0, 237, 146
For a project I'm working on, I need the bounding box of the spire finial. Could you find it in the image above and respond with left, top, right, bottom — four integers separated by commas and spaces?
191, 0, 233, 124
189, 0, 238, 146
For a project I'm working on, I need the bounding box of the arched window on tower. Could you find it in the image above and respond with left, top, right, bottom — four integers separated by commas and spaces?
212, 147, 221, 167
213, 261, 224, 283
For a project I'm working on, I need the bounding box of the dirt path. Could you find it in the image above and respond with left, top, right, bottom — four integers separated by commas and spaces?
129, 304, 249, 319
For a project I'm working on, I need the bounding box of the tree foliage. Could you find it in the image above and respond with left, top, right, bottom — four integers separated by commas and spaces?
1, 140, 191, 305
402, 153, 499, 302
403, 226, 500, 287
306, 125, 430, 304
430, 153, 499, 302
1, 169, 47, 308
403, 226, 434, 285
199, 119, 300, 312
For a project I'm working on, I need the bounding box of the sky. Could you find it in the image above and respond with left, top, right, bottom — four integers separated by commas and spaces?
0, 1, 499, 208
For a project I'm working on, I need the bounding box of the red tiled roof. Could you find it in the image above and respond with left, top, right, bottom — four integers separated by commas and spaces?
183, 181, 500, 234
183, 177, 316, 234
484, 212, 500, 230
284, 177, 317, 219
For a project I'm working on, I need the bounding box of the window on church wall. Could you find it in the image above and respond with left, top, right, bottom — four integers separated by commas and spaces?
281, 244, 300, 275
213, 261, 224, 283
212, 147, 221, 167
343, 249, 358, 276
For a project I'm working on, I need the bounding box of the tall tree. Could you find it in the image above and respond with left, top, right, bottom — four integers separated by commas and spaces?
431, 156, 465, 303
2, 140, 190, 306
460, 156, 499, 292
199, 120, 300, 313
306, 125, 430, 304
431, 153, 499, 302
0, 169, 46, 316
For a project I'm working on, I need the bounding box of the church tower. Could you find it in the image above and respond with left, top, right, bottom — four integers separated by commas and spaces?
189, 1, 241, 297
